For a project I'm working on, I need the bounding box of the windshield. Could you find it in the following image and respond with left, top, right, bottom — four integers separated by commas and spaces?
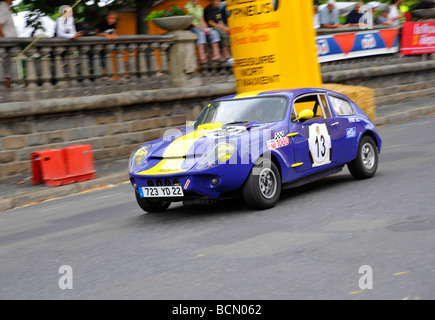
194, 96, 288, 126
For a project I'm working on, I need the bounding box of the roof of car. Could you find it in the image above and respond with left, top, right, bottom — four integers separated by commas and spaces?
217, 88, 330, 100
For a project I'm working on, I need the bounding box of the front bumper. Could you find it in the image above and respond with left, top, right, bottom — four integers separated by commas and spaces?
130, 174, 219, 200
129, 164, 252, 200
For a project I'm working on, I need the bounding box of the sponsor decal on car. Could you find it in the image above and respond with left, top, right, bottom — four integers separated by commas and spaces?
348, 117, 361, 123
184, 179, 191, 190
346, 127, 357, 139
267, 131, 289, 150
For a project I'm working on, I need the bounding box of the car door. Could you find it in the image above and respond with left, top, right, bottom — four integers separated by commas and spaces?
288, 93, 345, 174
327, 93, 359, 164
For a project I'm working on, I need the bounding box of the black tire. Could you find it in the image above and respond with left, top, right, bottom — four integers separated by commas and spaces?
242, 158, 281, 209
348, 135, 378, 180
135, 191, 171, 213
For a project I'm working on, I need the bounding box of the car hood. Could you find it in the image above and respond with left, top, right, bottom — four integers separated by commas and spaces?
149, 122, 274, 159
132, 122, 278, 176
149, 123, 221, 159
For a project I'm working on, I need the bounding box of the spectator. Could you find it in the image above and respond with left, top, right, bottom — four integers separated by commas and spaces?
375, 7, 393, 25
75, 21, 93, 36
219, 0, 227, 26
186, 0, 223, 64
0, 0, 17, 37
55, 5, 83, 39
368, 2, 380, 12
94, 11, 118, 40
388, 0, 403, 26
313, 5, 320, 29
346, 1, 363, 26
0, 0, 17, 88
399, 1, 411, 22
319, 0, 350, 28
204, 0, 233, 64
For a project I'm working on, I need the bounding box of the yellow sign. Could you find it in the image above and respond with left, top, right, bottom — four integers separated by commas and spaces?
227, 0, 322, 93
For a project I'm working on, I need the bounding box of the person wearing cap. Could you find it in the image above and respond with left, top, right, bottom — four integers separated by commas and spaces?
375, 7, 393, 25
368, 2, 380, 13
319, 0, 350, 28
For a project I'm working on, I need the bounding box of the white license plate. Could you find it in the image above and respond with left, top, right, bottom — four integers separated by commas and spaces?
139, 186, 184, 198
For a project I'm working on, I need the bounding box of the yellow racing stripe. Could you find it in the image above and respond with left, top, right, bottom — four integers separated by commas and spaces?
234, 90, 267, 99
136, 123, 223, 176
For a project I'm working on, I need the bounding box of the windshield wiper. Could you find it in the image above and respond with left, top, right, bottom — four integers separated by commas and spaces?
224, 120, 250, 125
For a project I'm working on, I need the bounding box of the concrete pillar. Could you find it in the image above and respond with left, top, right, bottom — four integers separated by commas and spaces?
167, 30, 201, 87
40, 46, 53, 89
24, 47, 38, 89
80, 45, 91, 85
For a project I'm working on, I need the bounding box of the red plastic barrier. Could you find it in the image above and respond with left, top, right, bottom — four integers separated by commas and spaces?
63, 145, 96, 182
31, 145, 96, 187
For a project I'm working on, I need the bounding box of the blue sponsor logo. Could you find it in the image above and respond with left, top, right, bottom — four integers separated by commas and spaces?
346, 127, 357, 139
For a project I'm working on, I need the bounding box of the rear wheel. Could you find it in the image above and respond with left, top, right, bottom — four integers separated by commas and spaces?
348, 135, 378, 179
135, 191, 171, 213
242, 158, 281, 209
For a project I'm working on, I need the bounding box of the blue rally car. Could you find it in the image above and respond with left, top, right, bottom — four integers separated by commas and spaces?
129, 88, 381, 212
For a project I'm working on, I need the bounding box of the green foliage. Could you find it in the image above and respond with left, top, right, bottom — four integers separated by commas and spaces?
144, 4, 191, 21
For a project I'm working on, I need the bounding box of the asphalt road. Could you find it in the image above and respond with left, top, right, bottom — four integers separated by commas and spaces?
1, 114, 434, 300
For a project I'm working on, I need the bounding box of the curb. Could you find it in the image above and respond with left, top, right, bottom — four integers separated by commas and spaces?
0, 172, 129, 212
375, 104, 435, 126
1, 105, 434, 212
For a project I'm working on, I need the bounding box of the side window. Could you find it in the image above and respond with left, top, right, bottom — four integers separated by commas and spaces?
292, 94, 325, 122
329, 96, 354, 116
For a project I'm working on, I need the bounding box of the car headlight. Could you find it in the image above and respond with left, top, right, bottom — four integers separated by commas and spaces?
129, 145, 151, 172
197, 142, 235, 169
217, 143, 234, 162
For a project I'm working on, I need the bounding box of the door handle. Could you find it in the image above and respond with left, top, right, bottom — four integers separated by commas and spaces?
330, 122, 339, 127
287, 132, 299, 137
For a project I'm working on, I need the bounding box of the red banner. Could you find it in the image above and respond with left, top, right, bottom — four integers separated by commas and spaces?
400, 21, 435, 55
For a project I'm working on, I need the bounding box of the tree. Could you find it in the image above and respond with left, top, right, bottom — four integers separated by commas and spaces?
15, 0, 156, 35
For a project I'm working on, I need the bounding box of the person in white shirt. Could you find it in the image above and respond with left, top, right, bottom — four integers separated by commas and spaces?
388, 0, 403, 26
0, 0, 17, 37
313, 5, 320, 29
55, 5, 82, 39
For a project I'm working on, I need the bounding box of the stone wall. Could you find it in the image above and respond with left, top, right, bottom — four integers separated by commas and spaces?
0, 83, 235, 178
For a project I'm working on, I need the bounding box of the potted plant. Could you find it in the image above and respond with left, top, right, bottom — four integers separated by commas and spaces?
145, 4, 194, 31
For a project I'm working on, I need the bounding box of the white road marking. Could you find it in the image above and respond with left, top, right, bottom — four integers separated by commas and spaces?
38, 204, 68, 213
96, 193, 123, 199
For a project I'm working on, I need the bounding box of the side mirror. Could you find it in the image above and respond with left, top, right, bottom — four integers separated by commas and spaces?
295, 109, 314, 122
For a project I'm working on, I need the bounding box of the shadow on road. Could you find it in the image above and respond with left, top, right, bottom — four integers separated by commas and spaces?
279, 173, 357, 201
129, 172, 359, 227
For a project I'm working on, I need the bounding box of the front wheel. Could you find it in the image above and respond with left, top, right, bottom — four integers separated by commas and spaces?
135, 191, 171, 213
242, 158, 281, 210
348, 135, 379, 179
